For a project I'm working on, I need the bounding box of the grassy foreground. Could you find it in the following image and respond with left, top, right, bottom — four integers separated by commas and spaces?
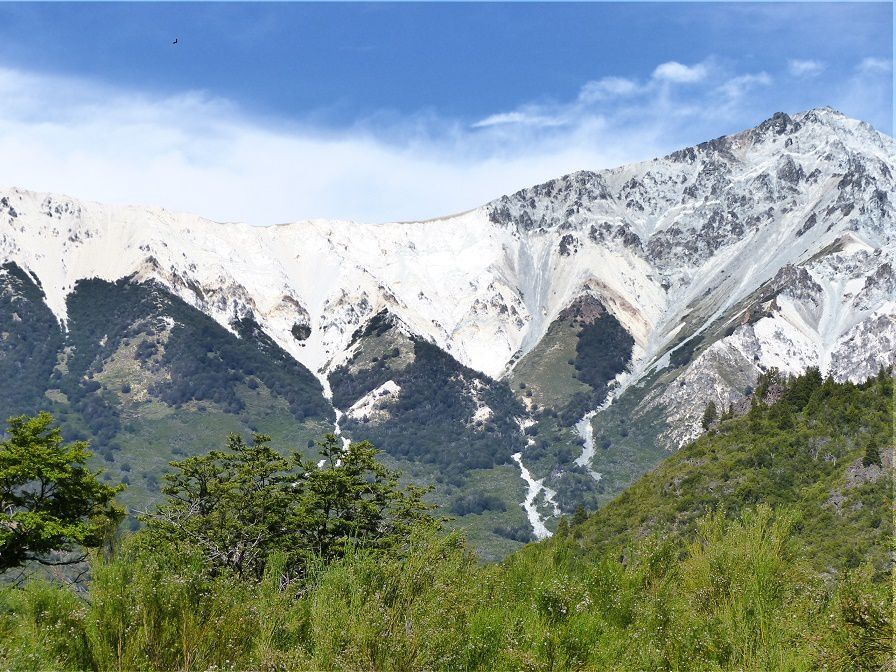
0, 506, 890, 671
0, 370, 892, 671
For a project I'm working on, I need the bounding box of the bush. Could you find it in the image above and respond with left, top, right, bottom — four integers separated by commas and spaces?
450, 493, 507, 516
0, 505, 889, 672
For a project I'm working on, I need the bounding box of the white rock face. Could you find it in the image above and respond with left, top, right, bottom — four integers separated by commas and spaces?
657, 238, 896, 448
346, 380, 401, 422
0, 108, 893, 448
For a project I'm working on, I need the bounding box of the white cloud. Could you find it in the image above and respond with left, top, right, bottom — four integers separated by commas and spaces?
0, 66, 648, 224
652, 61, 708, 84
788, 59, 825, 77
0, 57, 888, 226
719, 72, 773, 100
578, 77, 642, 102
471, 110, 566, 129
857, 57, 892, 74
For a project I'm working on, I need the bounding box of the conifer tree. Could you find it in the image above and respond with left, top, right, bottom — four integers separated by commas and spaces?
701, 401, 718, 430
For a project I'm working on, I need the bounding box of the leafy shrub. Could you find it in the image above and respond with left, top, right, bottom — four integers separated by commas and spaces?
450, 493, 508, 516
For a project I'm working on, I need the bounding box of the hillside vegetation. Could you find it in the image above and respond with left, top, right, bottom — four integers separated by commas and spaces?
0, 267, 334, 517
0, 371, 892, 670
564, 367, 893, 576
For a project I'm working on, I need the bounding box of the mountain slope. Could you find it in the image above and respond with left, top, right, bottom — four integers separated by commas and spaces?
2, 109, 891, 390
0, 265, 334, 513
558, 368, 894, 576
0, 107, 893, 549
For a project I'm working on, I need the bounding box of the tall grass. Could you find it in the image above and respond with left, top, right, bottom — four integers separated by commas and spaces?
0, 505, 889, 671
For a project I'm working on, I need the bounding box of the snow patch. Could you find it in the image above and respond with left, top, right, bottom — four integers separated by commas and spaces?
346, 380, 401, 422
512, 452, 560, 540
574, 412, 602, 482
472, 405, 493, 422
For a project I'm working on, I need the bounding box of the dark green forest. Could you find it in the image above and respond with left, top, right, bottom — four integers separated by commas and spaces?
330, 313, 528, 483
0, 369, 892, 670
0, 266, 333, 448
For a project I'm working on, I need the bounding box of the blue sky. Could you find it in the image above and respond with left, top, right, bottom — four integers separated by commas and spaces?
0, 2, 891, 223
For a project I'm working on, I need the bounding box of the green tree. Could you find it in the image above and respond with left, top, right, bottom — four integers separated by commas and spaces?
0, 412, 123, 572
754, 367, 785, 402
143, 432, 436, 581
862, 438, 881, 468
143, 432, 295, 580
701, 400, 718, 430
299, 434, 436, 562
555, 517, 570, 537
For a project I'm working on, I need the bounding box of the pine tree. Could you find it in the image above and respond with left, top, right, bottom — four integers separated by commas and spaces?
862, 439, 881, 468
701, 401, 718, 430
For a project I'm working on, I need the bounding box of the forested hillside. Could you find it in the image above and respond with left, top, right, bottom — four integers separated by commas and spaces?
0, 371, 891, 670
0, 266, 334, 516
560, 367, 894, 576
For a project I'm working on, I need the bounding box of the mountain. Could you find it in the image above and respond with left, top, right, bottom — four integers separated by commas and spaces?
1, 107, 893, 557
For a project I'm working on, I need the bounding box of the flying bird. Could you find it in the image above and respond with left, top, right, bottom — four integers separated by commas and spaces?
172, 38, 179, 45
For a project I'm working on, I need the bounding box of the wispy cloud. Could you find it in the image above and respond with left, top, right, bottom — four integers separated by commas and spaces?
857, 57, 892, 74
469, 59, 782, 141
470, 60, 716, 131
578, 77, 642, 103
719, 72, 773, 101
788, 59, 825, 78
652, 61, 709, 84
0, 55, 890, 226
471, 110, 567, 129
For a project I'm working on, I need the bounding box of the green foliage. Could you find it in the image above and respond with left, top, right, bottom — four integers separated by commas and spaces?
331, 325, 526, 482
0, 413, 123, 571
571, 310, 634, 396
142, 431, 436, 581
701, 400, 718, 429
64, 279, 331, 424
0, 264, 64, 419
1, 505, 888, 671
862, 438, 881, 467
574, 368, 895, 576
551, 311, 633, 426
754, 366, 786, 401
0, 273, 332, 461
814, 565, 894, 671
450, 492, 507, 516
0, 271, 339, 533
304, 530, 476, 670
